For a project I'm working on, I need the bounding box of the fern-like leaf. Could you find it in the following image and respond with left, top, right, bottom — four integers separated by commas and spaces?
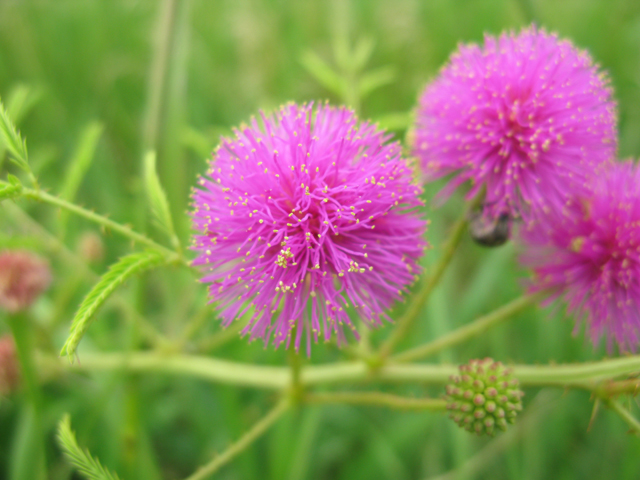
0, 97, 30, 173
60, 249, 166, 360
57, 414, 122, 480
143, 150, 177, 242
0, 181, 22, 202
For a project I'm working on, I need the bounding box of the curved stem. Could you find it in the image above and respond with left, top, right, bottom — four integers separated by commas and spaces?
379, 201, 477, 359
184, 398, 289, 480
392, 291, 547, 363
21, 186, 184, 264
605, 399, 640, 435
306, 391, 447, 411
41, 352, 289, 389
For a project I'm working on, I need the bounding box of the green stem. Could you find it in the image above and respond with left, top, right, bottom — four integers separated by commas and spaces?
305, 391, 447, 411
8, 315, 47, 477
21, 186, 182, 263
39, 351, 640, 391
392, 291, 547, 363
289, 344, 303, 403
41, 352, 290, 390
596, 379, 640, 397
9, 315, 42, 408
195, 322, 244, 353
143, 0, 178, 151
379, 202, 476, 358
605, 399, 640, 435
184, 398, 289, 480
513, 356, 640, 387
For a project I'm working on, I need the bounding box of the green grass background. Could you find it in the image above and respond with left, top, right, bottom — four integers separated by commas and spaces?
1, 0, 640, 479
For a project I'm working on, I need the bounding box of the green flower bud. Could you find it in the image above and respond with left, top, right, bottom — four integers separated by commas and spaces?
444, 358, 524, 436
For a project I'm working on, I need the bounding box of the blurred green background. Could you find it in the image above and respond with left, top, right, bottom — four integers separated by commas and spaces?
1, 0, 640, 479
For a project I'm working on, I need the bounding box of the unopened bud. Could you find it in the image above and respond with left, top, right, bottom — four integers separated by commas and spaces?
0, 250, 51, 313
444, 358, 524, 436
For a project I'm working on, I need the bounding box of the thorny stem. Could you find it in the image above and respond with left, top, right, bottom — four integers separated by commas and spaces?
596, 378, 640, 397
392, 291, 548, 363
40, 351, 640, 392
604, 399, 640, 435
20, 186, 185, 265
183, 398, 290, 480
306, 391, 447, 411
379, 198, 480, 359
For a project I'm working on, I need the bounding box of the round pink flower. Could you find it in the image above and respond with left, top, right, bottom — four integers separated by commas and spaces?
191, 103, 427, 353
0, 250, 51, 313
521, 161, 640, 352
413, 26, 617, 221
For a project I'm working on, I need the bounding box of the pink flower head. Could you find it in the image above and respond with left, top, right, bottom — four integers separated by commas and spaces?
191, 102, 427, 354
413, 25, 617, 221
521, 161, 640, 352
0, 250, 51, 313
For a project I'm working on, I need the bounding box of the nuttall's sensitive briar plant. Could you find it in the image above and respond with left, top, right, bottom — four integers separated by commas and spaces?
191, 102, 427, 354
0, 20, 639, 480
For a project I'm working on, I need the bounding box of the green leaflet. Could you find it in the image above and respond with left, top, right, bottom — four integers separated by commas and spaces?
58, 122, 104, 237
0, 97, 30, 174
60, 249, 166, 360
0, 174, 22, 201
299, 51, 348, 99
59, 122, 104, 202
143, 150, 178, 243
57, 414, 122, 480
0, 182, 22, 202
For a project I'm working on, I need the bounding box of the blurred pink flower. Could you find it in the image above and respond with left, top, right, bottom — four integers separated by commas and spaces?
521, 161, 640, 352
0, 250, 51, 313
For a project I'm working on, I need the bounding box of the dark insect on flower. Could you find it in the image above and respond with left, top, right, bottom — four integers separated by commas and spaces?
468, 210, 512, 247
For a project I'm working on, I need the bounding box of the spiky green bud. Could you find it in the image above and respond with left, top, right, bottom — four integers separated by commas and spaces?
444, 358, 523, 436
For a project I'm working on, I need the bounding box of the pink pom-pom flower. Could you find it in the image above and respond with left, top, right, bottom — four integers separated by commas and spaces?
191, 102, 427, 354
412, 26, 617, 222
520, 161, 640, 352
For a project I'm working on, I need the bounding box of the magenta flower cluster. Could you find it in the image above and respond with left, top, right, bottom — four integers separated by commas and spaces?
192, 25, 638, 353
192, 103, 426, 353
412, 26, 617, 222
411, 25, 640, 352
